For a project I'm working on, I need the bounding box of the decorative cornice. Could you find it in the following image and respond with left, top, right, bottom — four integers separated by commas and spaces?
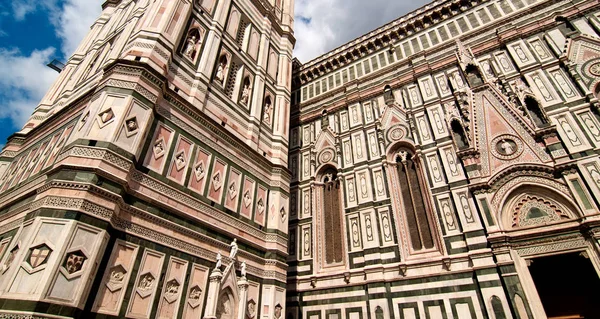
294, 0, 483, 80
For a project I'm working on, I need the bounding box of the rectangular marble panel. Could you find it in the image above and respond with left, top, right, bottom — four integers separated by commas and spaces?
254, 185, 267, 226
155, 257, 188, 319
240, 176, 256, 219
144, 124, 175, 174
92, 240, 140, 315
181, 264, 209, 319
188, 146, 211, 196
126, 248, 165, 319
207, 158, 228, 204
167, 136, 194, 185
224, 168, 242, 212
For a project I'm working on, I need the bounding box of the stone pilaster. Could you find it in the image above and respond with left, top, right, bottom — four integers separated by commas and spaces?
203, 268, 224, 319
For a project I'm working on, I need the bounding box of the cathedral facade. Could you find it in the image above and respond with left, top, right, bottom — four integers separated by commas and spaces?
287, 0, 600, 318
0, 0, 600, 318
0, 0, 294, 318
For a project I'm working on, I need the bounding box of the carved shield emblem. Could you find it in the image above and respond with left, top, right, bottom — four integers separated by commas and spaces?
28, 244, 51, 268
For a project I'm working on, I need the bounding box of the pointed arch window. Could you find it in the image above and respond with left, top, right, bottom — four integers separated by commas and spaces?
450, 120, 469, 149
383, 85, 395, 105
524, 96, 548, 127
396, 151, 435, 250
465, 64, 483, 87
321, 169, 344, 264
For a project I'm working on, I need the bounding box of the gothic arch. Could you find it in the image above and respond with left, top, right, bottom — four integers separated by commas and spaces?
216, 287, 237, 319
497, 182, 581, 230
385, 143, 442, 255
450, 119, 469, 149
383, 85, 395, 105
524, 95, 549, 127
314, 165, 346, 269
465, 63, 484, 87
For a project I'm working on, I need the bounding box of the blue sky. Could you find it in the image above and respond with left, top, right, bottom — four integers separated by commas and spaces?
0, 0, 102, 147
0, 0, 428, 147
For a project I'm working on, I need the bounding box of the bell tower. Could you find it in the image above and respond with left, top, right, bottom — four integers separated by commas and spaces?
0, 0, 295, 318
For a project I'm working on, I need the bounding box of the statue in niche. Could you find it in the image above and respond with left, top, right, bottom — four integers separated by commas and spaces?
263, 97, 272, 123
216, 56, 228, 83
240, 80, 251, 105
184, 34, 198, 59
229, 238, 238, 259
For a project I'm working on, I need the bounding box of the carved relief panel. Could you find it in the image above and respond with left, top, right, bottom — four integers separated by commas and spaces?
452, 189, 481, 231
436, 194, 459, 234
254, 185, 268, 226
181, 263, 209, 319
301, 224, 312, 259
342, 137, 354, 168
224, 168, 242, 212
167, 135, 194, 185
156, 257, 188, 319
372, 168, 387, 201
575, 110, 600, 147
47, 223, 107, 306
126, 249, 165, 319
6, 219, 70, 297
345, 175, 358, 208
348, 213, 363, 252
145, 124, 175, 174
547, 67, 578, 101
240, 176, 256, 220
377, 208, 394, 246
434, 72, 452, 98
207, 158, 228, 204
524, 71, 559, 106
351, 132, 368, 164
356, 169, 374, 204
360, 210, 379, 249
425, 152, 446, 188
527, 37, 553, 63
493, 51, 517, 76
188, 146, 212, 196
92, 240, 139, 315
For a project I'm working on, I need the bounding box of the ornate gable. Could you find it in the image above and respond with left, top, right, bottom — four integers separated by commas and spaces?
470, 88, 552, 180
565, 35, 600, 90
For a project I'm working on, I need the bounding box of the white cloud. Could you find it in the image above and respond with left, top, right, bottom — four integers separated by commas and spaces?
0, 0, 101, 129
0, 48, 59, 126
48, 0, 103, 57
293, 0, 432, 63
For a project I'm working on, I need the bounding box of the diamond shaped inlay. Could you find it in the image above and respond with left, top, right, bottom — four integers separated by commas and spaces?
153, 138, 166, 160
98, 108, 115, 124
124, 116, 139, 137
174, 151, 187, 171
194, 161, 205, 181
